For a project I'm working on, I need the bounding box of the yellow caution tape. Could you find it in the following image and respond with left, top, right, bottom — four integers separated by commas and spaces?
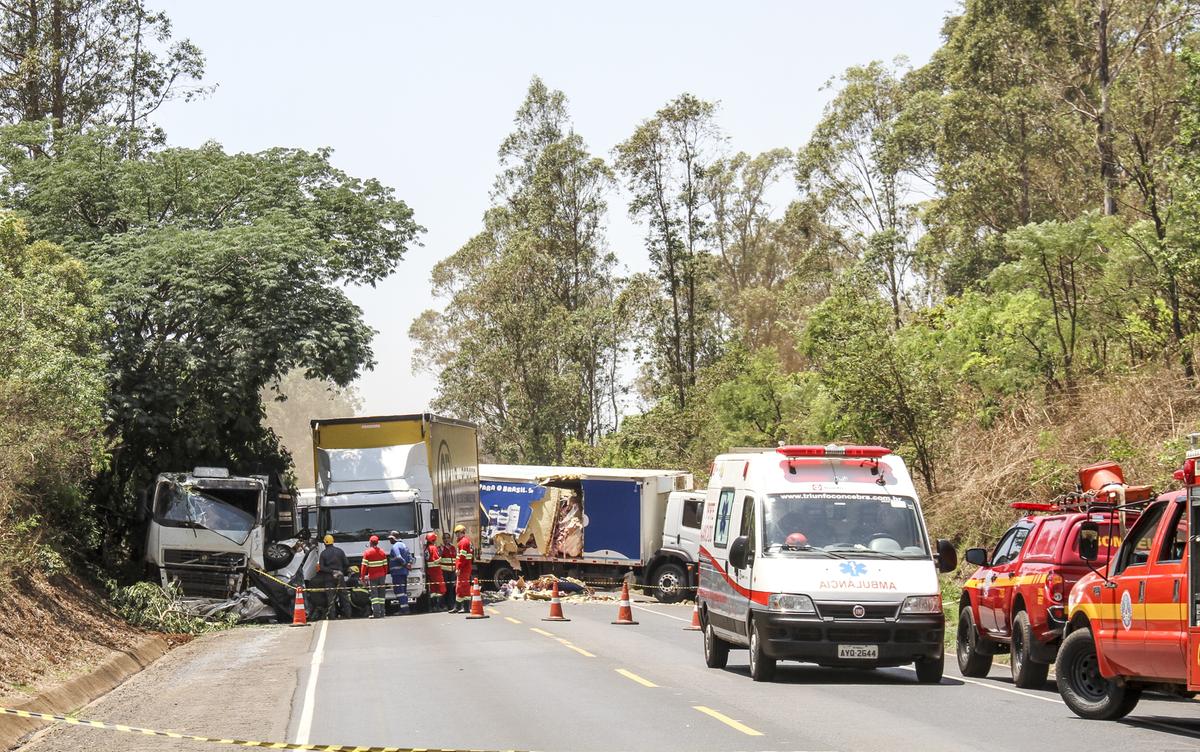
250, 569, 696, 594
0, 707, 530, 752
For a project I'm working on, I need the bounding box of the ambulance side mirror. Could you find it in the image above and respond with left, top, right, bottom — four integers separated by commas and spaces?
1078, 522, 1100, 562
964, 548, 988, 567
936, 539, 958, 573
729, 536, 749, 570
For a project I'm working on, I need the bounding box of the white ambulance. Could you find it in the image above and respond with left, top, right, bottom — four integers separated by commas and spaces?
697, 445, 957, 682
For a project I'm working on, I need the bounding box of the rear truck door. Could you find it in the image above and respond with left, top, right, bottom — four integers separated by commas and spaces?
1103, 500, 1167, 675
1188, 480, 1200, 691
1144, 495, 1187, 680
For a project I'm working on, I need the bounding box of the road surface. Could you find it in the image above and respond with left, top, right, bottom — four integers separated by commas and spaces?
11, 598, 1200, 752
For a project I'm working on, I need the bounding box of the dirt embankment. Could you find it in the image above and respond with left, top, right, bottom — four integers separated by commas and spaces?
0, 573, 161, 706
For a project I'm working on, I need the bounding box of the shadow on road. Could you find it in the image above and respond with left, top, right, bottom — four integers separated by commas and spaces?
721, 664, 966, 686
1120, 716, 1200, 740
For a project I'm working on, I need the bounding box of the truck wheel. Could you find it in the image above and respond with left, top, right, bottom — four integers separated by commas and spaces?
915, 652, 944, 684
956, 605, 994, 677
652, 562, 687, 603
748, 619, 776, 682
703, 621, 730, 669
1011, 610, 1050, 688
490, 564, 516, 591
1056, 628, 1142, 720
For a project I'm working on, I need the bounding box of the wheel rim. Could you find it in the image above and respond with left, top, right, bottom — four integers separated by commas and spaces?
956, 616, 973, 664
749, 627, 758, 673
704, 625, 712, 659
1070, 645, 1107, 701
658, 571, 680, 597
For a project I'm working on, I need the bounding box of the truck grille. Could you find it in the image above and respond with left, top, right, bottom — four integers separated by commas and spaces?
815, 602, 900, 620
163, 568, 243, 598
162, 549, 246, 570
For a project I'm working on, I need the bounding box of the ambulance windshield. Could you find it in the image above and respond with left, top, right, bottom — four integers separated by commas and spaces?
762, 494, 928, 558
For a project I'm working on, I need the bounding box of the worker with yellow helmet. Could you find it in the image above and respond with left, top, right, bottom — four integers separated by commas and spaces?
453, 523, 474, 613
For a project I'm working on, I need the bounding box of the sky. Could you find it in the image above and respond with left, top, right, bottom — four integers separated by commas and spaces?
153, 1, 960, 416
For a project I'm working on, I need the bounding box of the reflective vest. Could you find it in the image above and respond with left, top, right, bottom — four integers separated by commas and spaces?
439, 544, 455, 572
456, 536, 474, 570
360, 545, 389, 580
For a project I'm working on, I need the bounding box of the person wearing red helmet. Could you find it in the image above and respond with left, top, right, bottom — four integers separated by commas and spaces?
360, 535, 389, 618
424, 532, 446, 611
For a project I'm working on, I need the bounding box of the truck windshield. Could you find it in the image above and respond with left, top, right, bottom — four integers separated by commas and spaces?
762, 493, 929, 558
155, 484, 258, 545
322, 503, 417, 542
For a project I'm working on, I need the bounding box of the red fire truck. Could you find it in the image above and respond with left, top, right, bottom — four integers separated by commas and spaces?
1056, 444, 1200, 720
957, 462, 1143, 687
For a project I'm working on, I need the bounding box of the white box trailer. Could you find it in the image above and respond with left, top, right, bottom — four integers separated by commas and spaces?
476, 464, 699, 601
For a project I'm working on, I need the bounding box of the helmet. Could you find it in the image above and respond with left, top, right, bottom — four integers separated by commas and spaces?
453, 524, 466, 534
426, 532, 438, 543
350, 565, 359, 574
369, 534, 380, 544
785, 532, 809, 548
323, 534, 334, 545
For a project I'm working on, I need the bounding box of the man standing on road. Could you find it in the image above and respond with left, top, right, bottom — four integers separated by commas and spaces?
387, 531, 413, 614
317, 534, 352, 620
360, 535, 389, 618
424, 532, 446, 611
440, 532, 458, 613
454, 523, 474, 613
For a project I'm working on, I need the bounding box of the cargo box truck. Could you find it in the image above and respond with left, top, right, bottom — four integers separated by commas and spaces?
311, 413, 481, 610
475, 464, 698, 601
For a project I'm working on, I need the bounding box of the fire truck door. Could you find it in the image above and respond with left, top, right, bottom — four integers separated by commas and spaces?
1187, 484, 1200, 691
1104, 502, 1166, 675
1145, 499, 1187, 681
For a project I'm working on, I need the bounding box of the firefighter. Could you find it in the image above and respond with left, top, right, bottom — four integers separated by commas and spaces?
317, 534, 351, 619
454, 523, 473, 613
360, 535, 389, 618
346, 565, 370, 618
424, 532, 446, 611
440, 532, 458, 612
387, 531, 413, 614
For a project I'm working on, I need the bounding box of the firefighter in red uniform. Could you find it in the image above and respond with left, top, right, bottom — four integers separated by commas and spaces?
424, 532, 446, 611
454, 523, 473, 613
360, 535, 389, 618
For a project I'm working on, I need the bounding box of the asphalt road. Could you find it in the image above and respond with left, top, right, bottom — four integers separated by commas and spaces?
12, 597, 1200, 752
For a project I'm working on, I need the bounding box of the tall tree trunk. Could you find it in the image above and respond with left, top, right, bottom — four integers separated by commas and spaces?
1097, 0, 1119, 216
49, 0, 64, 127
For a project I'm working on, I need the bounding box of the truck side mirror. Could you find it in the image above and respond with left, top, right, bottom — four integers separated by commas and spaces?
1079, 521, 1100, 561
729, 536, 749, 570
964, 547, 989, 567
936, 539, 958, 573
429, 509, 441, 531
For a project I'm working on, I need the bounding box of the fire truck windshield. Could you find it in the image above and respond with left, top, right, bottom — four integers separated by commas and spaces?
762, 493, 929, 558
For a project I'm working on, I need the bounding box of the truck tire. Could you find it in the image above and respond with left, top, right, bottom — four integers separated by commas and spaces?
956, 604, 994, 677
1056, 628, 1141, 720
748, 619, 776, 682
489, 564, 517, 591
1011, 610, 1050, 688
914, 652, 944, 684
264, 543, 295, 571
652, 562, 687, 603
703, 621, 730, 669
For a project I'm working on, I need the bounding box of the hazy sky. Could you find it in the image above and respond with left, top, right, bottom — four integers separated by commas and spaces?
154, 1, 959, 416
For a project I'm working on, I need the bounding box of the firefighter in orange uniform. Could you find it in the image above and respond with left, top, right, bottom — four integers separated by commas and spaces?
424, 532, 446, 611
454, 523, 473, 612
360, 534, 389, 618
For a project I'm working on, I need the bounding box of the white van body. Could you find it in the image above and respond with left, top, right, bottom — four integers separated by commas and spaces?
697, 445, 951, 683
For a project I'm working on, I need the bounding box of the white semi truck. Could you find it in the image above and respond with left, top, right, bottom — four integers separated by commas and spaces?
475, 464, 701, 601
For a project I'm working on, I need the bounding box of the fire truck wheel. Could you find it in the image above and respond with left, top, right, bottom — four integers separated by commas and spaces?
956, 605, 994, 677
703, 620, 730, 669
1056, 629, 1142, 720
915, 652, 944, 683
748, 619, 776, 682
1011, 610, 1050, 688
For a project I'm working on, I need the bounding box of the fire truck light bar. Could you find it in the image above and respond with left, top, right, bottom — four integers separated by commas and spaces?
1011, 502, 1056, 512
777, 445, 891, 459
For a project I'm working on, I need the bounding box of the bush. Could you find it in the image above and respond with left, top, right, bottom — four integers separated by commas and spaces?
109, 581, 236, 634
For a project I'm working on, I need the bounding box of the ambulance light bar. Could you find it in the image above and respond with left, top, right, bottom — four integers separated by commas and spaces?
777, 445, 891, 459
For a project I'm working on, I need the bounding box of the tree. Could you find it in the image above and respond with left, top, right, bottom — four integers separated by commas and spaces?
412, 78, 623, 462
0, 125, 421, 561
0, 0, 206, 134
616, 94, 723, 409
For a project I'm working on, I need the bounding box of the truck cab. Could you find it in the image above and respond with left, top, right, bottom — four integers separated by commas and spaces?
697, 445, 957, 683
1056, 444, 1200, 720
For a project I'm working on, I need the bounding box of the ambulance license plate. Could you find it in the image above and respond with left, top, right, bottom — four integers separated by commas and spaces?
838, 644, 878, 659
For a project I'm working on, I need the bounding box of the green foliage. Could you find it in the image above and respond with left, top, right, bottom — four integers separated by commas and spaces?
109, 581, 236, 634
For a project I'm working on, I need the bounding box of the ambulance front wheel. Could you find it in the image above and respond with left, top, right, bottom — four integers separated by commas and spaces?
703, 619, 730, 669
748, 619, 776, 682
1056, 628, 1141, 720
915, 652, 944, 684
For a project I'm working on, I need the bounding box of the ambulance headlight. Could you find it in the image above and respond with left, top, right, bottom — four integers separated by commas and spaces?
767, 593, 816, 614
901, 595, 942, 614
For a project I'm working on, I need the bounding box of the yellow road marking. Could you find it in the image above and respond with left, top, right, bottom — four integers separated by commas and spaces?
487, 607, 501, 615
615, 668, 657, 687
505, 616, 522, 624
530, 627, 555, 637
558, 640, 595, 658
693, 706, 762, 736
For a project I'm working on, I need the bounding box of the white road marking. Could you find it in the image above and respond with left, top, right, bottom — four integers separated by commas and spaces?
954, 675, 1061, 703
295, 619, 328, 745
630, 603, 691, 622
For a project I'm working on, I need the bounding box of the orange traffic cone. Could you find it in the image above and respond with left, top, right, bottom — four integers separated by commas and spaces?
291, 587, 308, 627
684, 602, 701, 631
611, 581, 639, 625
542, 581, 570, 622
465, 578, 490, 619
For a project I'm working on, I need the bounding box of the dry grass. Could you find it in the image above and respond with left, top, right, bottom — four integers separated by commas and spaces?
924, 367, 1200, 548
